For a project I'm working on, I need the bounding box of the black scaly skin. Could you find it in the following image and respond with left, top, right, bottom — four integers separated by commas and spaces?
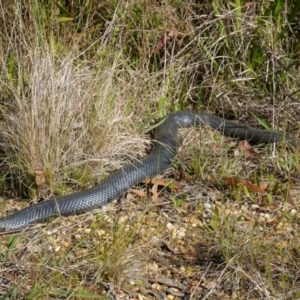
0, 111, 298, 231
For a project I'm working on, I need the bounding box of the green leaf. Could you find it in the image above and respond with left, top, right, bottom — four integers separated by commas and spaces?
51, 288, 106, 298
7, 234, 17, 249
284, 212, 293, 222
143, 115, 167, 133
26, 282, 42, 299
73, 290, 106, 299
57, 16, 74, 22
251, 113, 272, 131
273, 0, 285, 17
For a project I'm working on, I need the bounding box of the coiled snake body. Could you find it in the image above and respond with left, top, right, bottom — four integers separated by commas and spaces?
0, 111, 298, 232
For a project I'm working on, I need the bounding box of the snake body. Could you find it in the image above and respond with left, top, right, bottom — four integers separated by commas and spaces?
0, 111, 298, 232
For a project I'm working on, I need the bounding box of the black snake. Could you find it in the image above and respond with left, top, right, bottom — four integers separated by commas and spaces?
0, 111, 298, 232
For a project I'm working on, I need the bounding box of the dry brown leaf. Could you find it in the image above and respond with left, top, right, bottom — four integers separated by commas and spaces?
267, 215, 283, 227
286, 187, 298, 206
130, 177, 183, 203
243, 216, 256, 222
151, 180, 159, 203
142, 177, 183, 190
154, 28, 176, 53
280, 240, 290, 248
175, 170, 188, 181
128, 188, 147, 198
225, 177, 268, 193
238, 140, 257, 158
187, 216, 198, 225
34, 169, 47, 186
178, 245, 188, 254
260, 204, 278, 212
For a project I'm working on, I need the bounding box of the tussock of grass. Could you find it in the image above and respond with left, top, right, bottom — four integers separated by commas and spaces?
0, 50, 146, 194
0, 0, 300, 299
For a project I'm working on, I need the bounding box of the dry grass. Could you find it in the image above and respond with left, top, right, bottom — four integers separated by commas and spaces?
0, 0, 300, 299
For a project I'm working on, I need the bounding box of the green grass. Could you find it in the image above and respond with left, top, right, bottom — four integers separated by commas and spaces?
0, 0, 300, 299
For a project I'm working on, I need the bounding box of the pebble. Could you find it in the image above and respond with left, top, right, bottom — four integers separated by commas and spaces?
166, 223, 174, 231
118, 216, 128, 223
149, 262, 159, 271
75, 234, 82, 240
138, 294, 145, 300
251, 204, 260, 210
177, 227, 186, 238
224, 209, 232, 216
264, 213, 271, 221
96, 229, 106, 236
151, 283, 161, 290
204, 202, 212, 210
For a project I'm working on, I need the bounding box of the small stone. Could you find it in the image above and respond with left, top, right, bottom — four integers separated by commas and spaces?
166, 223, 174, 231
138, 294, 145, 300
241, 205, 248, 212
177, 227, 186, 238
96, 229, 106, 236
224, 209, 231, 216
188, 216, 198, 225
204, 203, 212, 210
251, 204, 260, 210
75, 234, 82, 240
264, 213, 271, 221
151, 283, 161, 290
118, 216, 127, 223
